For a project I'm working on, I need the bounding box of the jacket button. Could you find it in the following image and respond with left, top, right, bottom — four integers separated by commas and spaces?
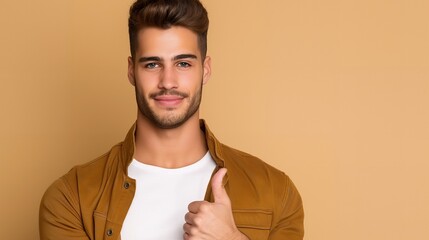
124, 182, 130, 189
106, 228, 113, 236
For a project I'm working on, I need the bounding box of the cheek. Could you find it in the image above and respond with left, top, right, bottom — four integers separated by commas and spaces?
135, 73, 157, 90
179, 72, 203, 87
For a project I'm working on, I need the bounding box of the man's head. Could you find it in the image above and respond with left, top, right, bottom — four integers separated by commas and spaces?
127, 0, 211, 129
128, 0, 209, 61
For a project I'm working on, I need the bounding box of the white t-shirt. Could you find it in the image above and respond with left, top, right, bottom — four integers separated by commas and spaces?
121, 152, 216, 240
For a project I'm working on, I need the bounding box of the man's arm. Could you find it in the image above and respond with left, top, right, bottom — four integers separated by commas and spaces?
39, 177, 90, 240
268, 174, 304, 240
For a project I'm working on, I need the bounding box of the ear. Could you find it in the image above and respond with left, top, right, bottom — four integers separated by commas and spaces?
127, 56, 136, 86
202, 56, 212, 85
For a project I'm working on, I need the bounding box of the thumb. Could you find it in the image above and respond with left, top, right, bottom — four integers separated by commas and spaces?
211, 168, 230, 204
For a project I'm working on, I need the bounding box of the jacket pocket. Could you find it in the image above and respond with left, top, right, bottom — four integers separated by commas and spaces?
233, 209, 272, 240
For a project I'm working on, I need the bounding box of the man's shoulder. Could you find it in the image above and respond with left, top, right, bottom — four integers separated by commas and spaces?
216, 142, 300, 217
217, 142, 286, 179
41, 141, 126, 217
54, 141, 125, 192
216, 143, 293, 200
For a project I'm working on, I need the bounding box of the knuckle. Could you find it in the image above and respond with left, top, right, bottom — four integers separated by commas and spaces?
199, 202, 211, 212
189, 226, 199, 236
193, 216, 202, 226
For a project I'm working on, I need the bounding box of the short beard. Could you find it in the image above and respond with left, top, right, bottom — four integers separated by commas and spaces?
135, 82, 203, 129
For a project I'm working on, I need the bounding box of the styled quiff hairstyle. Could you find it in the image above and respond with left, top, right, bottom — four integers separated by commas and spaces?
128, 0, 209, 60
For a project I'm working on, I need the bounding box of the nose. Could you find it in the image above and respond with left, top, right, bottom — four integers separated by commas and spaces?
158, 65, 178, 90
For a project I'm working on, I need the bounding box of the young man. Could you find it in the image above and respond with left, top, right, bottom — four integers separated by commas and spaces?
39, 0, 304, 239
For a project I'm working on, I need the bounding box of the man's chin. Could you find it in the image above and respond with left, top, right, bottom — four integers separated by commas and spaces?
137, 99, 201, 129
151, 117, 187, 129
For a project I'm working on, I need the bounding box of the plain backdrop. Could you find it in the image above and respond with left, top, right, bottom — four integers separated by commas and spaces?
1, 0, 428, 239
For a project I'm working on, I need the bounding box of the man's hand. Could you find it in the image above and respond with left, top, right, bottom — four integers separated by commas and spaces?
183, 168, 248, 240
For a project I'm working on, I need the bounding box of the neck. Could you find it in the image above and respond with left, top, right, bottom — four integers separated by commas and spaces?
133, 112, 207, 168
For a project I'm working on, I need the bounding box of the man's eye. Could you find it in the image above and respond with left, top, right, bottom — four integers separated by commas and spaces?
177, 62, 191, 68
145, 63, 159, 69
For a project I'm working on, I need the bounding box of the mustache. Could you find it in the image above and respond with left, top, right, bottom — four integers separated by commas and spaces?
149, 89, 189, 98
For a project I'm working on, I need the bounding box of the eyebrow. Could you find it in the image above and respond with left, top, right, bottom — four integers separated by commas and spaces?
173, 54, 198, 61
138, 56, 161, 63
138, 54, 198, 63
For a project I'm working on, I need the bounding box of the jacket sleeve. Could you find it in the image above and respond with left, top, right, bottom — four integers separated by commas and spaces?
39, 177, 90, 240
268, 174, 304, 240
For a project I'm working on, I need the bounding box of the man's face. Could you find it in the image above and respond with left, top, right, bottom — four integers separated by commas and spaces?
128, 26, 211, 129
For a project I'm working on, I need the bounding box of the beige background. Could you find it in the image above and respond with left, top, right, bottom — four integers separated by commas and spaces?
1, 0, 428, 239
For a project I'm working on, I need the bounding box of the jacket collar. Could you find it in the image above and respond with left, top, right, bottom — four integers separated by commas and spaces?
120, 119, 226, 171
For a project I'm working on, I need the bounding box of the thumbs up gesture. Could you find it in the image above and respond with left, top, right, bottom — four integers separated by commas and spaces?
183, 168, 249, 240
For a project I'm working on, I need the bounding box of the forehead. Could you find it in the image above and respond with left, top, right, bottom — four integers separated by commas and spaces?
135, 26, 201, 58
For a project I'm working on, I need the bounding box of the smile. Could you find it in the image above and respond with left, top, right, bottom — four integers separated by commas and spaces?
153, 95, 185, 107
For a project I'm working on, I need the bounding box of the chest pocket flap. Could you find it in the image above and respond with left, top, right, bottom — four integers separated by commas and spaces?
233, 209, 272, 239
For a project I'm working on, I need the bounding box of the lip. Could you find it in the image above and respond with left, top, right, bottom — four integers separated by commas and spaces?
153, 95, 184, 107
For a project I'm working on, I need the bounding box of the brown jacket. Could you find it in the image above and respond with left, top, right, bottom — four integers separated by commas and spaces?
39, 120, 304, 240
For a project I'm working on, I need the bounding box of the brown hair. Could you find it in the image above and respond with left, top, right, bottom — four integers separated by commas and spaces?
128, 0, 209, 60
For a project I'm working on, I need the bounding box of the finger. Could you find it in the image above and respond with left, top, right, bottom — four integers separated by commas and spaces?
188, 201, 204, 213
183, 223, 192, 240
184, 211, 197, 225
183, 222, 198, 237
211, 168, 229, 204
183, 232, 190, 240
183, 222, 192, 233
